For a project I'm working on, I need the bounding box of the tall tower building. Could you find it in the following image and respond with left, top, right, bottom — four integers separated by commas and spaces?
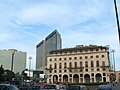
36, 30, 62, 72
0, 49, 27, 74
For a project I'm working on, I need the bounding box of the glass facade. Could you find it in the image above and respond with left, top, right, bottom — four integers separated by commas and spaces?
36, 30, 62, 71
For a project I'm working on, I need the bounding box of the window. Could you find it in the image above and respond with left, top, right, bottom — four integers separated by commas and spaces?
97, 68, 100, 71
96, 49, 99, 51
69, 69, 72, 72
90, 56, 93, 58
75, 62, 77, 68
59, 58, 61, 61
103, 73, 106, 76
96, 61, 99, 67
85, 61, 88, 67
80, 74, 83, 77
64, 58, 66, 60
49, 70, 52, 73
54, 58, 57, 61
59, 70, 62, 73
102, 61, 105, 66
64, 70, 67, 72
50, 64, 52, 69
85, 56, 88, 59
91, 73, 94, 76
69, 57, 72, 60
96, 55, 99, 58
69, 62, 72, 68
54, 70, 57, 73
59, 63, 62, 69
80, 56, 82, 59
103, 68, 106, 71
64, 63, 67, 69
50, 59, 52, 61
102, 55, 105, 58
91, 68, 94, 71
91, 61, 94, 67
54, 63, 57, 69
59, 74, 62, 77
74, 57, 77, 60
80, 69, 83, 72
69, 74, 72, 77
80, 62, 82, 67
86, 69, 88, 72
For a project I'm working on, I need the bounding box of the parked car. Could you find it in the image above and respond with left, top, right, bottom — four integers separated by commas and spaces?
43, 84, 66, 90
29, 84, 43, 90
68, 85, 87, 90
0, 84, 19, 90
97, 84, 112, 90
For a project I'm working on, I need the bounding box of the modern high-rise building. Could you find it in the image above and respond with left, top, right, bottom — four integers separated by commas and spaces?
36, 30, 62, 72
0, 49, 27, 74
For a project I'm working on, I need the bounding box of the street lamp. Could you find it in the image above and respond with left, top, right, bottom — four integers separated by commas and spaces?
111, 49, 116, 81
11, 50, 15, 72
29, 56, 32, 77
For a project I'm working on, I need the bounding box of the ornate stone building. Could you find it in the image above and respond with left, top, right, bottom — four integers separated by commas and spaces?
46, 45, 111, 83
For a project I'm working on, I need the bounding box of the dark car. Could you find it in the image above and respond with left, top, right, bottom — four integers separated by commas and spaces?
97, 84, 112, 90
0, 84, 19, 90
29, 84, 43, 90
68, 85, 87, 90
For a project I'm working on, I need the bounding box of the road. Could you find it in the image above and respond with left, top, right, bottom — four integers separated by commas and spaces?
87, 84, 120, 90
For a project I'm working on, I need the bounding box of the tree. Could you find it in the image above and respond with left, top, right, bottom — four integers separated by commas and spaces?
4, 70, 15, 82
0, 65, 4, 82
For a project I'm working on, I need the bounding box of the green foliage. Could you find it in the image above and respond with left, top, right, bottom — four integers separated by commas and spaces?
4, 70, 15, 81
0, 65, 4, 82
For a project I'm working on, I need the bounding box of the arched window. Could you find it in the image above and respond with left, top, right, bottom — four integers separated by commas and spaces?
91, 61, 94, 67
59, 63, 62, 69
80, 62, 82, 67
69, 62, 72, 68
50, 64, 52, 69
54, 63, 57, 69
75, 62, 77, 68
85, 61, 88, 67
64, 63, 67, 69
96, 61, 99, 67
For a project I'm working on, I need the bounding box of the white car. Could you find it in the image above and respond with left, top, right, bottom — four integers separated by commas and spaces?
0, 84, 19, 90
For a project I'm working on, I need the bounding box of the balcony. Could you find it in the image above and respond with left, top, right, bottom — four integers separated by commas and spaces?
100, 65, 109, 68
67, 67, 84, 69
45, 67, 53, 70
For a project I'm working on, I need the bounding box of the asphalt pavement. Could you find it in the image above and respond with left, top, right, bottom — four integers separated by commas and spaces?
87, 84, 120, 90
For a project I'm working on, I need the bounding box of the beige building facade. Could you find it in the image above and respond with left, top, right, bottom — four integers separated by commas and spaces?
46, 45, 111, 83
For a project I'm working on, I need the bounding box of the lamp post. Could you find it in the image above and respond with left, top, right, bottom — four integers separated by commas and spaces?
29, 56, 32, 77
11, 50, 15, 72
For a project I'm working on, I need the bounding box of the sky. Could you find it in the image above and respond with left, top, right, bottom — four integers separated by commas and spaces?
0, 0, 120, 70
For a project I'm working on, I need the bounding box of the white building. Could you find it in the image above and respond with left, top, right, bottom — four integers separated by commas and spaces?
0, 49, 27, 74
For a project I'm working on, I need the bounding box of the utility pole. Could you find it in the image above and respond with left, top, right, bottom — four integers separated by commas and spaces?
29, 56, 32, 77
113, 0, 120, 44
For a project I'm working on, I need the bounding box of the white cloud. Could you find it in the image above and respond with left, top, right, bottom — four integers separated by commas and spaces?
13, 0, 107, 27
